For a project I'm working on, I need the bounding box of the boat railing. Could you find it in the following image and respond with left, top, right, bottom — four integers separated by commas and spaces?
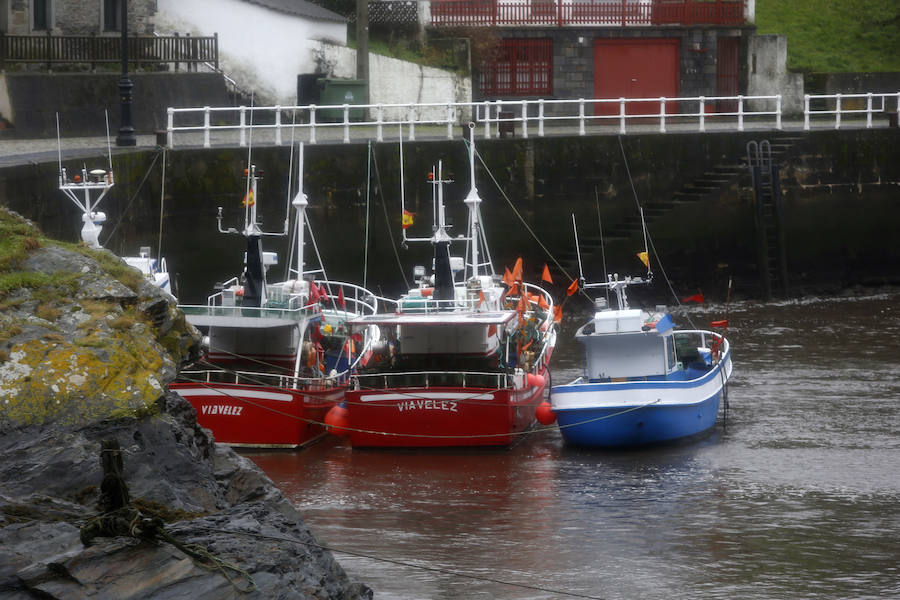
180, 367, 347, 390
314, 280, 379, 316
353, 370, 512, 391
672, 329, 730, 364
396, 294, 491, 313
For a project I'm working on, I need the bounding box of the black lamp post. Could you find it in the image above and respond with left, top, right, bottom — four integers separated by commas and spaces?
115, 0, 136, 146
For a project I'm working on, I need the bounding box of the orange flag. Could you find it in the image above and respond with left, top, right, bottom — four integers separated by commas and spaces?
538, 294, 549, 310
503, 267, 513, 286
566, 279, 579, 296
541, 264, 553, 284
553, 305, 563, 323
683, 292, 705, 304
511, 257, 523, 282
477, 290, 485, 308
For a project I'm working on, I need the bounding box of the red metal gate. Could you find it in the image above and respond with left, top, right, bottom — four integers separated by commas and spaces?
592, 38, 679, 116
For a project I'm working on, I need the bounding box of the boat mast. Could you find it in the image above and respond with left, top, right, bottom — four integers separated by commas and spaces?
292, 142, 308, 281
463, 123, 493, 280
431, 160, 454, 301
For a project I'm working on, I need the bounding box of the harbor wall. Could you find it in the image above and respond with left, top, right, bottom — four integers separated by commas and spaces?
1, 128, 897, 303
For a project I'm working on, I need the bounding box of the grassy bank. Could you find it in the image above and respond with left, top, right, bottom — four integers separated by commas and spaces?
756, 0, 900, 73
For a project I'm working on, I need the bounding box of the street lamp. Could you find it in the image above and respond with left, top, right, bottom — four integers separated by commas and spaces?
115, 0, 136, 146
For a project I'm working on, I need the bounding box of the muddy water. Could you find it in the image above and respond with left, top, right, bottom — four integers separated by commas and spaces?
248, 293, 900, 599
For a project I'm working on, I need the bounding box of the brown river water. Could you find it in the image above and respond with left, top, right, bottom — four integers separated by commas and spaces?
246, 292, 900, 599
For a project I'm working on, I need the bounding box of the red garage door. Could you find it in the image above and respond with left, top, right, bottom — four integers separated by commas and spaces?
593, 39, 679, 116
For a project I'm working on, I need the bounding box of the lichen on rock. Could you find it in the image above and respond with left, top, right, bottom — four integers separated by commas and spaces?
0, 207, 201, 429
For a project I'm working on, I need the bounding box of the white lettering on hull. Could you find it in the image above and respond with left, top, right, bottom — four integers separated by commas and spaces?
200, 405, 244, 416
396, 399, 459, 413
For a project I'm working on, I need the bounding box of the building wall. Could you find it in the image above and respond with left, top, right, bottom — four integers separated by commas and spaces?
156, 0, 347, 105
313, 42, 472, 120
3, 0, 157, 35
746, 34, 804, 114
482, 28, 753, 107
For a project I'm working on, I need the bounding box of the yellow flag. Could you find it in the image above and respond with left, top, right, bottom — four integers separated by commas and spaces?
402, 209, 414, 229
637, 251, 649, 268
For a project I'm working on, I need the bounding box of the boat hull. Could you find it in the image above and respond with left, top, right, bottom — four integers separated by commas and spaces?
170, 381, 343, 448
552, 354, 732, 448
344, 375, 548, 448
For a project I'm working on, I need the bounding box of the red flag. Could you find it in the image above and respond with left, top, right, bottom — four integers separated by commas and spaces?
337, 286, 346, 309
710, 319, 729, 329
541, 264, 553, 284
682, 292, 704, 304
503, 267, 513, 286
308, 281, 320, 303
566, 279, 579, 297
319, 286, 330, 303
538, 294, 549, 310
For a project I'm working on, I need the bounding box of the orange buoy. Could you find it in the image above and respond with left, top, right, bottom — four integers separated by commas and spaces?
526, 373, 545, 388
535, 401, 556, 425
324, 403, 350, 436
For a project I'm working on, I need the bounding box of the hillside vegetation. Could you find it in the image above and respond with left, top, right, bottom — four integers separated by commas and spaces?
756, 0, 900, 73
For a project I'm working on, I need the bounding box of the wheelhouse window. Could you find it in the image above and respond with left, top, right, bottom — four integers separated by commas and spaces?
103, 0, 122, 32
480, 38, 553, 97
32, 0, 51, 31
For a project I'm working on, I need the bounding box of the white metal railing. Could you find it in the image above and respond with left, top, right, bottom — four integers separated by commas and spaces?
804, 92, 900, 130
164, 92, 900, 148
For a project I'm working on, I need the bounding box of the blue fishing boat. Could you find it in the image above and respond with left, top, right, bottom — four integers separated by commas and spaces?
549, 275, 732, 447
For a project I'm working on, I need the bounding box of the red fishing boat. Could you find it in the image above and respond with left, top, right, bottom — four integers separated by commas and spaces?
171, 143, 378, 448
330, 126, 557, 447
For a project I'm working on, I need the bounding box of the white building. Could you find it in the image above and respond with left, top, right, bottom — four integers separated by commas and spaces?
156, 0, 348, 105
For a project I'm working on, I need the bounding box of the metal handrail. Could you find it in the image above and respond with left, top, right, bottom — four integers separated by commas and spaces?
165, 92, 900, 148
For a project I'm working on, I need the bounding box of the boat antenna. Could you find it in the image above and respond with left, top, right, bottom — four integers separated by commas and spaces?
399, 122, 408, 245
363, 140, 372, 288
104, 109, 112, 174
463, 122, 484, 280
595, 187, 610, 305
244, 92, 255, 230
55, 112, 62, 177
572, 213, 584, 283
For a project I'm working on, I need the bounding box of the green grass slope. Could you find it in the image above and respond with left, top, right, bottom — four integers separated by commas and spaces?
756, 0, 900, 73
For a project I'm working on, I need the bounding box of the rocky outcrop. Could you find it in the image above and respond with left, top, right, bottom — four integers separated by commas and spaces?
0, 208, 372, 599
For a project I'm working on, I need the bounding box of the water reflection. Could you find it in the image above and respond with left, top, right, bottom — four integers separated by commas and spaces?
248, 293, 900, 599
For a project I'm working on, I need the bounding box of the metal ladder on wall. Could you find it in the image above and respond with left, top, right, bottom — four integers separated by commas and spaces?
747, 140, 789, 300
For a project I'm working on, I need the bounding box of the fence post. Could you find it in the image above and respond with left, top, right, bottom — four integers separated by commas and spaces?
446, 103, 454, 139
213, 32, 219, 71
619, 98, 626, 134
776, 94, 782, 130
309, 105, 317, 144
46, 30, 52, 71
274, 106, 282, 145
835, 93, 841, 129
866, 92, 873, 129
804, 94, 810, 130
659, 97, 666, 133
538, 99, 545, 137
483, 101, 491, 139
408, 105, 416, 141
698, 96, 705, 132
737, 95, 744, 131
203, 106, 211, 148
342, 105, 350, 143
167, 108, 174, 147
578, 99, 586, 135
377, 104, 384, 142
521, 100, 529, 139
239, 106, 246, 147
